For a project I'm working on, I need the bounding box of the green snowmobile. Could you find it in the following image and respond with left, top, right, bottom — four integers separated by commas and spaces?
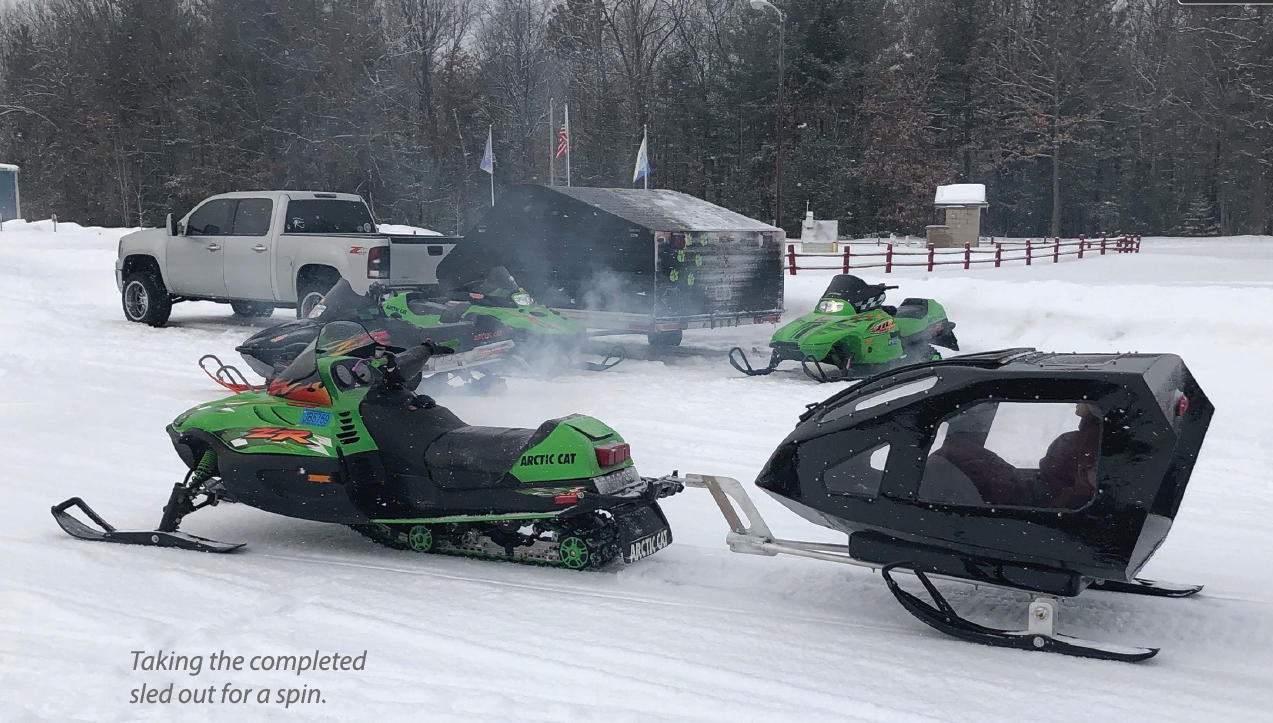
730, 274, 959, 382
379, 267, 623, 374
52, 321, 680, 569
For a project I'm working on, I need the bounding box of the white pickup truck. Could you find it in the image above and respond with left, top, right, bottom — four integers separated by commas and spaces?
116, 190, 455, 326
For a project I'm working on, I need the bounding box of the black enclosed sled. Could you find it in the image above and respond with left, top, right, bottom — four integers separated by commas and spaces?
680, 348, 1212, 661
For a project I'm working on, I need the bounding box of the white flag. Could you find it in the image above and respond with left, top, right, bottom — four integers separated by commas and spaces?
480, 127, 494, 174
632, 129, 650, 184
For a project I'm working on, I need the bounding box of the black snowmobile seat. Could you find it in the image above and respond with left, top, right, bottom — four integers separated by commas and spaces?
893, 298, 930, 319
425, 420, 555, 490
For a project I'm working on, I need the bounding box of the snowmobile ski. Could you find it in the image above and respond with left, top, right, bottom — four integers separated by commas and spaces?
52, 497, 244, 553
1087, 578, 1204, 598
880, 564, 1159, 663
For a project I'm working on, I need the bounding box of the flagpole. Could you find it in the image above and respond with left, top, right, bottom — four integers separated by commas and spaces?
643, 125, 648, 190
548, 98, 555, 187
565, 104, 571, 187
488, 125, 494, 206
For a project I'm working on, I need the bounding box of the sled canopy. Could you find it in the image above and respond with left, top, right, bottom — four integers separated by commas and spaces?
756, 349, 1213, 594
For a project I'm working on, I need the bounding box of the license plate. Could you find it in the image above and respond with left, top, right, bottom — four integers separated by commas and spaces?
624, 528, 671, 563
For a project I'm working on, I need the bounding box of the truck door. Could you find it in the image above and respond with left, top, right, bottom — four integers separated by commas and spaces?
169, 198, 233, 297
221, 198, 276, 300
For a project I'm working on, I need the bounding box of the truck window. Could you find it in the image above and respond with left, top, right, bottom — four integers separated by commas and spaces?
186, 199, 236, 235
283, 199, 375, 234
231, 199, 273, 236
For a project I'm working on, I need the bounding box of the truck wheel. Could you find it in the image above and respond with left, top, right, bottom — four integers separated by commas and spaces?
121, 271, 172, 327
231, 301, 274, 318
296, 270, 341, 319
647, 329, 683, 347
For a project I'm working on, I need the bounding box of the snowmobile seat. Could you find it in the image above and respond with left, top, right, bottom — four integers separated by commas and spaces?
438, 302, 471, 324
425, 421, 552, 490
405, 296, 448, 318
893, 298, 930, 319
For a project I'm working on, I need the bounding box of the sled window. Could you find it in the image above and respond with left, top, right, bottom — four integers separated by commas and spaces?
918, 402, 1100, 511
823, 444, 889, 498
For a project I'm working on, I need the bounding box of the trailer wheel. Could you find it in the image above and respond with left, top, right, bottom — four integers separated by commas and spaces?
647, 329, 683, 347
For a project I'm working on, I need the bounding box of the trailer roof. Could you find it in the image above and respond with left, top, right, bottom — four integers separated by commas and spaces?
550, 187, 779, 233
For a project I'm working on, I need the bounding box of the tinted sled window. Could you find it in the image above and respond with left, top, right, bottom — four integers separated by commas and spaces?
824, 444, 889, 498
918, 402, 1100, 510
284, 200, 375, 234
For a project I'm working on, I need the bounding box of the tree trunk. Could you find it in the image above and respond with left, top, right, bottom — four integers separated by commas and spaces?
1051, 142, 1061, 238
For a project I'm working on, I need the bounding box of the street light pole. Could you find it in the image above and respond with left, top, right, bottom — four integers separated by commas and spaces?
750, 0, 785, 230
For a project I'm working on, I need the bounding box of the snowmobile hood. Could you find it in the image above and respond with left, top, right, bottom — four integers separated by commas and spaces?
770, 308, 893, 345
754, 349, 1213, 593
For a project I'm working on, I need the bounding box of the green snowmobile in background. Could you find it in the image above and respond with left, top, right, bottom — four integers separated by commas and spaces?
381, 267, 623, 373
52, 321, 680, 569
730, 274, 959, 382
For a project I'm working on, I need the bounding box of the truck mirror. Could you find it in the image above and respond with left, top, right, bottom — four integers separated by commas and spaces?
167, 213, 178, 236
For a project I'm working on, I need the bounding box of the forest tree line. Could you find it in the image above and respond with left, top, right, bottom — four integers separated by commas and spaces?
0, 0, 1269, 238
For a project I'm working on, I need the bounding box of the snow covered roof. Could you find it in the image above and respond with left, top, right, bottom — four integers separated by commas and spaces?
550, 187, 779, 232
934, 183, 986, 207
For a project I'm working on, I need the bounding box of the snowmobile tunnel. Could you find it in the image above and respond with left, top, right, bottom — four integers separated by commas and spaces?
753, 349, 1212, 596
439, 184, 785, 321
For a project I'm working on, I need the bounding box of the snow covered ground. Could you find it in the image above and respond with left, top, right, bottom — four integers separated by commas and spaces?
0, 220, 1270, 722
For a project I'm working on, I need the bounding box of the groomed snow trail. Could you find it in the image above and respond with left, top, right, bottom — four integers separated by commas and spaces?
0, 222, 1270, 722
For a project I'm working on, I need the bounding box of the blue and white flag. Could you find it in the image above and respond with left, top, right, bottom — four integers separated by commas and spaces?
632, 128, 650, 184
480, 126, 494, 174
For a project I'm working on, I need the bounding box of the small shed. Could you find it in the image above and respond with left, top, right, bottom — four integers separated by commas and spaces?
0, 164, 19, 223
927, 183, 987, 248
440, 184, 784, 324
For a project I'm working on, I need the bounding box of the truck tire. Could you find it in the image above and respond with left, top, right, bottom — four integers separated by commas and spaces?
121, 270, 173, 327
647, 329, 683, 347
231, 300, 274, 318
296, 268, 342, 319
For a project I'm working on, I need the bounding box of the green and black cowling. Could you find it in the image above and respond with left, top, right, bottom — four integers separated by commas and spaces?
730, 275, 958, 382
54, 322, 680, 569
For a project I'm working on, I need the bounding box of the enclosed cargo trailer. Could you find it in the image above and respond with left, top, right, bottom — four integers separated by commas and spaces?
438, 185, 785, 345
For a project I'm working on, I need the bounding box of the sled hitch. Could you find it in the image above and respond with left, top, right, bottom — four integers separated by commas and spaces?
675, 473, 1198, 662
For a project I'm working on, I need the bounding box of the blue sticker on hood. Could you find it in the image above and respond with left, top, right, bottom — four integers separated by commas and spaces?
300, 409, 332, 427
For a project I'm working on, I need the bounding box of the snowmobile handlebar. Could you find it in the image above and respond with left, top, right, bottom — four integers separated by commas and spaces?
380, 341, 454, 388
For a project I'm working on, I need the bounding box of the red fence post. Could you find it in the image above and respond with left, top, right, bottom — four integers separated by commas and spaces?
1053, 237, 1060, 263
927, 244, 935, 272
1100, 232, 1107, 255
842, 245, 851, 274
787, 243, 797, 276
995, 243, 1002, 268
1026, 239, 1032, 266
1078, 234, 1085, 259
886, 243, 894, 273
964, 242, 971, 270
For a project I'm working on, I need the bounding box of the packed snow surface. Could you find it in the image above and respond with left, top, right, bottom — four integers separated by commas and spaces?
1, 220, 1271, 721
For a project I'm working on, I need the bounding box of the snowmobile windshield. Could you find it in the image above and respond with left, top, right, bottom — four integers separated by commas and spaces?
311, 279, 374, 321
275, 322, 378, 388
455, 267, 522, 307
822, 275, 888, 309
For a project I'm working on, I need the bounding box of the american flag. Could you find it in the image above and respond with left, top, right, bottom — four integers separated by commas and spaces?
556, 123, 569, 159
